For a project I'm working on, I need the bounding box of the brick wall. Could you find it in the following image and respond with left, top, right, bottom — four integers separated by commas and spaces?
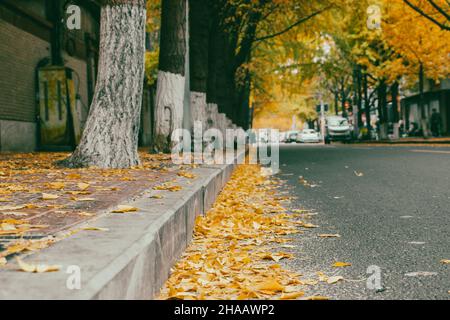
0, 19, 50, 122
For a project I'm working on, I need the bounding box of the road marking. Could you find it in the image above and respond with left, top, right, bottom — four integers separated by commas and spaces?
411, 149, 450, 155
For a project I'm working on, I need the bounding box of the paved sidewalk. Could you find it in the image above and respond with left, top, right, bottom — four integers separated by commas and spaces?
356, 137, 450, 145
0, 152, 177, 255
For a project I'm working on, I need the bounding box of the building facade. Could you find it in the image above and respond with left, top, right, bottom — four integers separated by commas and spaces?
401, 79, 450, 136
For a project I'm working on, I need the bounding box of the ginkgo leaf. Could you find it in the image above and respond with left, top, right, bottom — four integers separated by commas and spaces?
440, 260, 450, 264
318, 234, 341, 238
82, 226, 109, 232
0, 205, 26, 211
280, 291, 305, 300
254, 279, 285, 292
42, 193, 59, 200
327, 276, 344, 284
77, 183, 90, 191
333, 262, 352, 268
354, 171, 364, 177
112, 205, 139, 213
16, 257, 60, 273
0, 257, 7, 266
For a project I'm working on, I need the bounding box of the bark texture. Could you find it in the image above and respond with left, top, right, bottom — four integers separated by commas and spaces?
62, 2, 146, 168
154, 0, 187, 152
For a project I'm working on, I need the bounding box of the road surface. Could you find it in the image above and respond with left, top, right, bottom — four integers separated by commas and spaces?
276, 144, 450, 300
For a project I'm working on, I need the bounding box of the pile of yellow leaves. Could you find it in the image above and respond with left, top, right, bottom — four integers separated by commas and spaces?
159, 164, 325, 300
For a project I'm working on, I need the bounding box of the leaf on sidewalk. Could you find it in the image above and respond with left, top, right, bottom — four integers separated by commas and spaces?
0, 205, 26, 211
0, 257, 7, 266
77, 183, 90, 191
16, 257, 60, 273
112, 205, 139, 213
150, 195, 164, 199
42, 193, 59, 200
153, 184, 183, 192
332, 262, 352, 268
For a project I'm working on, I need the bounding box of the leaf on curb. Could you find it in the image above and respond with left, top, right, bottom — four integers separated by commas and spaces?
332, 262, 352, 268
16, 257, 60, 273
112, 205, 139, 213
81, 226, 109, 232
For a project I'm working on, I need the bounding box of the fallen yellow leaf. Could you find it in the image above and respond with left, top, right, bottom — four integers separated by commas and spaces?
441, 260, 450, 264
333, 262, 352, 268
280, 291, 305, 300
16, 257, 60, 273
327, 276, 344, 284
81, 226, 109, 232
318, 234, 341, 238
255, 279, 285, 292
77, 183, 90, 191
42, 193, 59, 200
0, 257, 7, 266
112, 205, 139, 213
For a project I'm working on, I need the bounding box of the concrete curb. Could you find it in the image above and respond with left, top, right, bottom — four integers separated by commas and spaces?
0, 153, 243, 300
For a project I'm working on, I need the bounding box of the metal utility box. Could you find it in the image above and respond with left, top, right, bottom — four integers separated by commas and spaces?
37, 67, 81, 150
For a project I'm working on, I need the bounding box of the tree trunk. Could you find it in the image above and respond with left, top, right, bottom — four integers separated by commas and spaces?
363, 72, 372, 131
61, 0, 146, 168
189, 0, 210, 130
153, 0, 187, 153
418, 63, 430, 137
334, 91, 339, 115
391, 81, 399, 123
377, 80, 388, 139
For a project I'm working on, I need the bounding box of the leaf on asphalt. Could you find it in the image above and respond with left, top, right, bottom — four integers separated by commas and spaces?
440, 259, 450, 264
280, 291, 305, 300
318, 234, 341, 238
405, 271, 438, 277
327, 276, 344, 284
42, 193, 59, 200
261, 252, 294, 262
112, 205, 139, 213
333, 262, 352, 268
354, 171, 364, 177
16, 257, 60, 273
254, 279, 285, 292
302, 295, 329, 300
0, 257, 7, 266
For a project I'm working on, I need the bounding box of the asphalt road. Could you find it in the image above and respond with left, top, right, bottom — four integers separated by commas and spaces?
275, 143, 450, 300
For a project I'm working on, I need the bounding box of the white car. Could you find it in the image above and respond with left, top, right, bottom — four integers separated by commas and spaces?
297, 129, 321, 143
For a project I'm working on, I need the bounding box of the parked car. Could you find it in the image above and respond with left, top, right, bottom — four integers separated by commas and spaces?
285, 131, 300, 143
325, 116, 352, 142
297, 129, 321, 143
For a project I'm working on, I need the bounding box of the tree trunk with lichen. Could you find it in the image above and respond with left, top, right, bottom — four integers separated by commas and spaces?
153, 0, 187, 153
61, 0, 146, 168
